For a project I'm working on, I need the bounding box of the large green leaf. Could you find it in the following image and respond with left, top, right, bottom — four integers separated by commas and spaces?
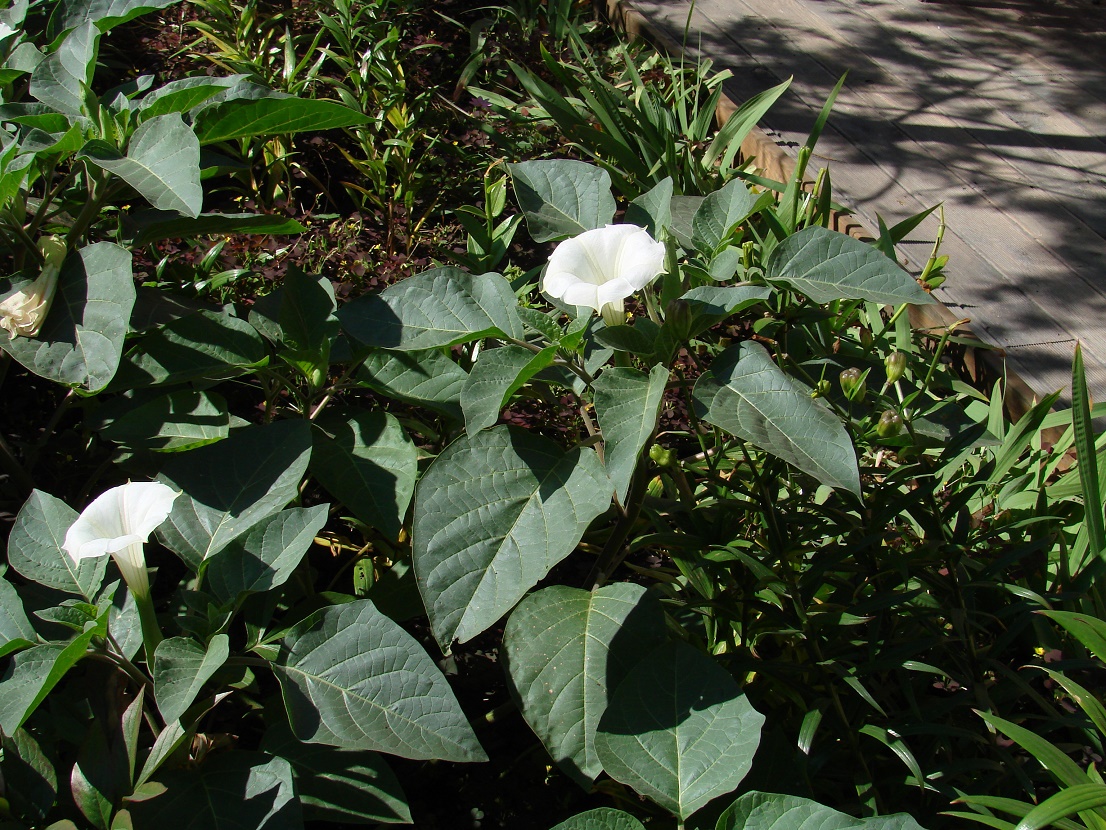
692, 342, 860, 494
0, 575, 36, 658
29, 21, 97, 116
99, 389, 230, 451
509, 159, 616, 242
460, 344, 557, 435
594, 641, 765, 821
338, 267, 523, 350
550, 809, 646, 830
765, 226, 932, 305
127, 752, 301, 830
152, 634, 230, 724
157, 420, 313, 569
716, 791, 927, 829
692, 179, 771, 252
53, 0, 183, 34
204, 505, 328, 605
262, 723, 411, 825
677, 286, 772, 337
8, 489, 104, 599
193, 97, 369, 144
503, 584, 667, 787
0, 728, 58, 823
593, 365, 668, 504
625, 177, 673, 239
0, 242, 134, 392
413, 425, 612, 646
310, 412, 416, 541
79, 114, 201, 216
273, 599, 487, 762
110, 310, 266, 389
356, 348, 467, 420
0, 624, 102, 735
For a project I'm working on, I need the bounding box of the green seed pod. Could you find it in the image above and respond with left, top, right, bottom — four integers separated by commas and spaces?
839, 367, 867, 403
877, 410, 903, 438
885, 351, 908, 385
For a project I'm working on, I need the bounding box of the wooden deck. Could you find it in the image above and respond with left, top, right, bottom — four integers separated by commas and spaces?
624, 0, 1106, 402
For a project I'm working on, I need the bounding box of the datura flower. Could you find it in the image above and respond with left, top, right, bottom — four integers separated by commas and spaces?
543, 224, 666, 327
0, 235, 66, 338
63, 482, 179, 601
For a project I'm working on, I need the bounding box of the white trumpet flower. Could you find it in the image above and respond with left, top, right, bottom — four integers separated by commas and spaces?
543, 224, 666, 327
0, 236, 66, 338
63, 482, 180, 601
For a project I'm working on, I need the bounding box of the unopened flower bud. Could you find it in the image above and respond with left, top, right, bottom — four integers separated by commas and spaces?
859, 328, 873, 349
839, 368, 867, 402
649, 443, 675, 467
811, 379, 831, 399
885, 351, 908, 385
877, 410, 903, 438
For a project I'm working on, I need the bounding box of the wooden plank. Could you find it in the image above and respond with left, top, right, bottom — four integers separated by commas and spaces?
627, 0, 1106, 399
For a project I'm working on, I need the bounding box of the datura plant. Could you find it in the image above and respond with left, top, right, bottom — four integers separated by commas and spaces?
0, 152, 958, 829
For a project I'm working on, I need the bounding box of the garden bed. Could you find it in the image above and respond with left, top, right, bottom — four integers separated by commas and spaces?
2, 2, 1106, 830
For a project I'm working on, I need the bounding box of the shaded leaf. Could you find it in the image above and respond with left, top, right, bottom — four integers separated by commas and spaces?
99, 390, 230, 451
127, 752, 301, 830
0, 242, 135, 392
593, 365, 668, 504
0, 625, 101, 735
595, 641, 764, 820
204, 505, 328, 605
8, 489, 104, 598
550, 809, 645, 830
310, 412, 416, 541
338, 267, 522, 350
503, 584, 667, 787
413, 426, 611, 646
356, 348, 467, 420
274, 599, 487, 762
193, 97, 369, 144
625, 177, 673, 239
262, 723, 411, 825
125, 211, 305, 245
460, 344, 557, 435
692, 342, 860, 494
153, 634, 230, 724
509, 159, 616, 242
717, 791, 927, 829
0, 728, 57, 822
79, 114, 201, 216
0, 574, 37, 658
111, 310, 266, 389
765, 225, 932, 305
157, 420, 313, 569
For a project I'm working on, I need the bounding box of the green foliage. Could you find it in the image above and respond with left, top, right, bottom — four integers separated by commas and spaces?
2, 2, 1104, 829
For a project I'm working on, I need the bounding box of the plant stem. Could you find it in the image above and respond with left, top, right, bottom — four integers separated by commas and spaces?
134, 591, 164, 659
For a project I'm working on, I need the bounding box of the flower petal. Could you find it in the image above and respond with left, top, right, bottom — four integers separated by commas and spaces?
63, 482, 179, 562
542, 224, 666, 313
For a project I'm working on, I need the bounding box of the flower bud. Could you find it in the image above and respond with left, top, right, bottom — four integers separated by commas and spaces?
839, 368, 867, 402
649, 443, 675, 467
876, 410, 903, 438
884, 351, 908, 385
811, 379, 831, 399
859, 328, 873, 349
0, 235, 66, 338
